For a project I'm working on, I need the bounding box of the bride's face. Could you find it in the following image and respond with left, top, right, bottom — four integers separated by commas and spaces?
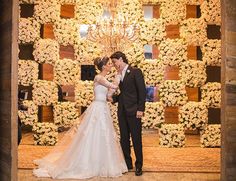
103, 61, 113, 72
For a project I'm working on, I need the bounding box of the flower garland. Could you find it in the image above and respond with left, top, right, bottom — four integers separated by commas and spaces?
53, 18, 79, 46
33, 39, 59, 65
159, 38, 187, 67
19, 18, 40, 44
18, 100, 38, 126
138, 59, 164, 86
53, 102, 79, 128
142, 102, 165, 129
117, 0, 144, 23
179, 101, 208, 130
74, 38, 102, 65
201, 39, 221, 66
180, 18, 207, 46
54, 58, 81, 85
160, 0, 186, 25
159, 124, 186, 147
75, 80, 94, 107
32, 80, 58, 105
200, 124, 221, 147
18, 60, 39, 86
180, 60, 207, 87
124, 42, 145, 67
201, 0, 221, 25
159, 80, 188, 106
201, 82, 221, 108
33, 0, 60, 24
139, 18, 166, 46
33, 122, 58, 146
75, 0, 103, 24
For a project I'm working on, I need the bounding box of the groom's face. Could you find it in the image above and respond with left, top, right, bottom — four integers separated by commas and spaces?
111, 58, 122, 71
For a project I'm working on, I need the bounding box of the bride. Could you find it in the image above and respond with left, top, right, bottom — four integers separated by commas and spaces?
33, 56, 128, 179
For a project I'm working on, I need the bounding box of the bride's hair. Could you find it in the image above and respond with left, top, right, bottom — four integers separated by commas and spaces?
94, 56, 109, 71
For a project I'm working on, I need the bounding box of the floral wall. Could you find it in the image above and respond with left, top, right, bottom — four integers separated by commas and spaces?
18, 0, 221, 147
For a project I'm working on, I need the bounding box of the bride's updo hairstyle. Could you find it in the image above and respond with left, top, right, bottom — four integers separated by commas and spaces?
94, 56, 109, 71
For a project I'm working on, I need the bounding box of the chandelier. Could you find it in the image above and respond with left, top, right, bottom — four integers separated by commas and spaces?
87, 0, 140, 55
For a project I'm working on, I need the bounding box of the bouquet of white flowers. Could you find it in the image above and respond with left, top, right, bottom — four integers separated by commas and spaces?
75, 80, 94, 107
201, 0, 221, 25
202, 40, 221, 66
200, 124, 221, 147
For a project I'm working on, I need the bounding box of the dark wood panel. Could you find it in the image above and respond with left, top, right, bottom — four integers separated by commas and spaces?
60, 45, 75, 60
61, 4, 75, 18
166, 25, 180, 39
164, 107, 179, 124
43, 24, 55, 39
186, 87, 199, 101
164, 66, 180, 80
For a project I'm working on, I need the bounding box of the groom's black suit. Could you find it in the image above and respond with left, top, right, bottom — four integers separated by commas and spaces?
113, 65, 146, 170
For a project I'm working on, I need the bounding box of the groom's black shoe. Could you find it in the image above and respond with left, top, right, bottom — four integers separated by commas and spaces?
135, 168, 142, 176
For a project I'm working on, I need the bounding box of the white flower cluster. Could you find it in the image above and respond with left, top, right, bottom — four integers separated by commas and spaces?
53, 102, 79, 128
201, 82, 221, 108
159, 80, 188, 106
117, 0, 144, 23
33, 122, 58, 146
33, 80, 58, 105
74, 39, 102, 65
18, 100, 38, 126
180, 18, 207, 46
141, 0, 163, 4
53, 18, 79, 46
75, 0, 103, 24
75, 80, 94, 107
180, 60, 207, 87
54, 58, 81, 85
19, 18, 40, 44
19, 0, 35, 4
159, 124, 186, 147
33, 39, 59, 65
185, 0, 202, 5
138, 59, 164, 86
124, 42, 145, 66
139, 18, 166, 46
179, 101, 208, 130
142, 102, 165, 129
200, 124, 221, 147
201, 0, 221, 25
202, 40, 221, 66
160, 0, 186, 25
159, 38, 187, 67
34, 0, 60, 24
18, 60, 38, 86
59, 0, 76, 4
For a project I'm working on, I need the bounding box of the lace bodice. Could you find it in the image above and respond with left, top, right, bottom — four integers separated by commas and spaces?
93, 75, 120, 102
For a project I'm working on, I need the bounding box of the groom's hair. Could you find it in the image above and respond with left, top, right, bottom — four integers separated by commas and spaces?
110, 51, 128, 64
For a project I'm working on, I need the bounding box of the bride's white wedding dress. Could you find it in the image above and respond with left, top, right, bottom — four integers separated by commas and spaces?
33, 75, 128, 179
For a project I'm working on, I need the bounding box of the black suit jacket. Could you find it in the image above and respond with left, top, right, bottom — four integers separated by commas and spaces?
113, 66, 146, 116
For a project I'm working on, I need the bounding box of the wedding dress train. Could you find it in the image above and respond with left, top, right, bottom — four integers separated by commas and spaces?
33, 75, 127, 179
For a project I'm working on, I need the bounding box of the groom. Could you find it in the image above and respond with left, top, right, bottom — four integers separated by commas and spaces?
110, 51, 146, 176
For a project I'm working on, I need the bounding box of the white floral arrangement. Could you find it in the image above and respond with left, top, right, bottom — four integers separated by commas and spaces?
33, 39, 59, 65
124, 42, 145, 66
32, 80, 58, 105
180, 60, 207, 87
19, 0, 35, 4
75, 80, 94, 107
18, 100, 38, 126
159, 80, 188, 106
74, 38, 102, 65
19, 18, 40, 44
201, 82, 221, 108
54, 58, 81, 85
139, 18, 166, 46
59, 0, 76, 4
180, 18, 207, 46
117, 0, 144, 23
159, 38, 187, 67
75, 0, 103, 24
200, 124, 221, 147
138, 59, 164, 86
53, 102, 79, 128
160, 0, 186, 25
108, 102, 120, 136
32, 122, 58, 146
142, 102, 165, 129
53, 18, 79, 46
201, 0, 221, 25
141, 0, 163, 4
34, 0, 60, 24
185, 0, 202, 5
18, 60, 39, 86
159, 124, 186, 147
179, 101, 208, 130
201, 40, 221, 66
